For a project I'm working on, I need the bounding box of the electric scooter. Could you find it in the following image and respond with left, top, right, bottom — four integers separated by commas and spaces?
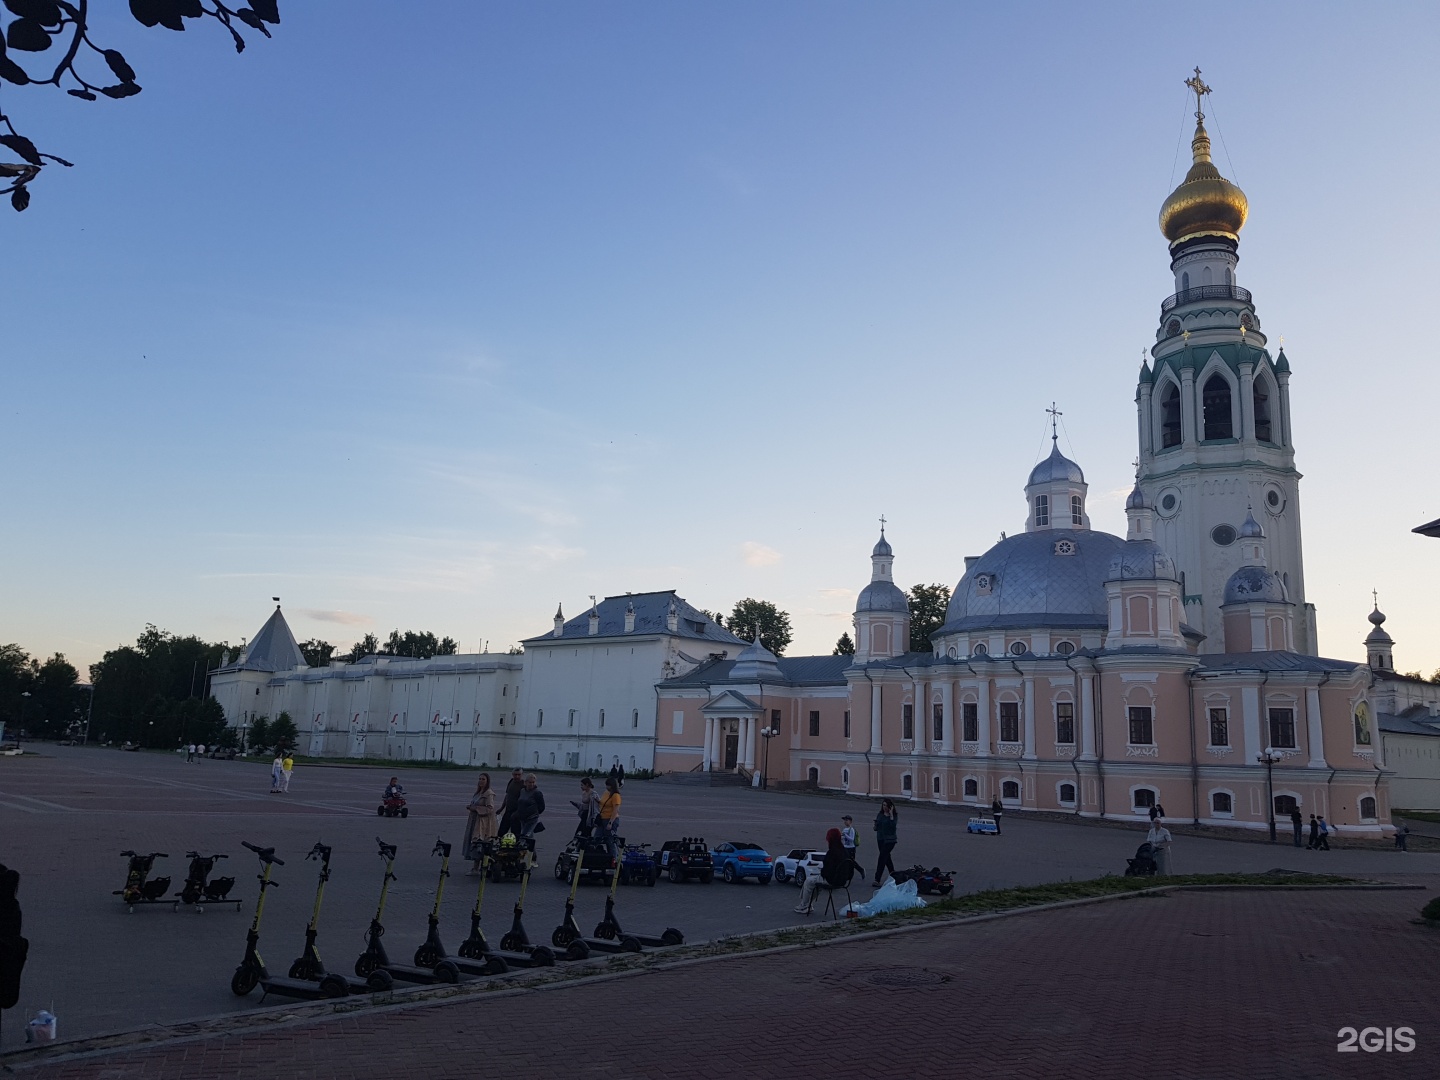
230, 841, 386, 1000
551, 840, 638, 958
354, 837, 461, 985
411, 838, 454, 968
115, 850, 170, 911
283, 842, 386, 994
592, 840, 684, 948
451, 843, 548, 973
173, 851, 239, 912
496, 839, 557, 965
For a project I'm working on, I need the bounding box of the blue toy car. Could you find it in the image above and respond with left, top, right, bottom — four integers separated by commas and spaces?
966, 816, 999, 835
710, 841, 773, 884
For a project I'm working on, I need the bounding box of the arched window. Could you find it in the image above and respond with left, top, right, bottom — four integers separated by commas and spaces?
1360, 796, 1377, 819
932, 775, 941, 794
1212, 791, 1232, 814
901, 773, 913, 792
842, 767, 850, 786
1253, 378, 1273, 442
1160, 383, 1182, 448
1002, 780, 1020, 800
963, 777, 978, 797
1058, 783, 1076, 804
1202, 265, 1212, 285
808, 766, 819, 783
1225, 267, 1233, 289
1182, 271, 1190, 292
1274, 794, 1298, 816
1034, 494, 1049, 526
1202, 374, 1233, 440
1070, 495, 1083, 525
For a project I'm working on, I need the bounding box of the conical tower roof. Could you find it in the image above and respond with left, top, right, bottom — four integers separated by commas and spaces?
236, 605, 307, 672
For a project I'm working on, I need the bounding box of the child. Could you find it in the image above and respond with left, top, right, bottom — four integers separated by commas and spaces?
384, 777, 405, 801
280, 753, 294, 793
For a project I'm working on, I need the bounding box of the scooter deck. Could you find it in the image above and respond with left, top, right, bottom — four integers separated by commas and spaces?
258, 975, 371, 1002
374, 960, 463, 985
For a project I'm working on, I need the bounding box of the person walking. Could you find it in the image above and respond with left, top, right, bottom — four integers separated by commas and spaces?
1146, 818, 1174, 875
616, 762, 625, 788
1395, 823, 1410, 851
1307, 814, 1320, 850
270, 753, 283, 793
794, 829, 850, 915
872, 799, 898, 887
1290, 807, 1304, 847
990, 796, 1004, 835
839, 814, 863, 881
597, 777, 622, 859
280, 753, 294, 793
464, 774, 497, 873
570, 777, 599, 838
197, 743, 206, 760
1316, 816, 1331, 851
514, 774, 546, 839
497, 768, 525, 836
186, 743, 195, 763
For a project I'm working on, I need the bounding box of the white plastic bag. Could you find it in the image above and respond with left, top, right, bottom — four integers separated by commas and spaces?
26, 1010, 56, 1042
842, 878, 927, 918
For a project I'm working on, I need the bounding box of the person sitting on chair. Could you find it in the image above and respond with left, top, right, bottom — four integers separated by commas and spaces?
794, 829, 850, 914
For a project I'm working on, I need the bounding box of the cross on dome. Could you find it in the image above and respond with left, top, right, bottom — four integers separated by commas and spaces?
1185, 67, 1211, 120
1046, 402, 1063, 442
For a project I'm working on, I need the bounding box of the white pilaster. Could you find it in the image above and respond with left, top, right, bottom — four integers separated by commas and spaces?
976, 678, 991, 757
1241, 685, 1262, 762
1022, 675, 1037, 760
1305, 685, 1326, 769
1080, 674, 1096, 760
870, 683, 883, 753
912, 680, 925, 754
940, 681, 954, 753
702, 717, 714, 771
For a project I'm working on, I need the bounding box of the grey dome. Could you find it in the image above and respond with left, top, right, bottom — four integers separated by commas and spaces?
872, 532, 893, 558
1125, 483, 1146, 510
1106, 539, 1178, 582
1222, 565, 1287, 605
1368, 605, 1387, 627
857, 580, 909, 613
940, 529, 1129, 634
1027, 442, 1085, 487
1365, 625, 1394, 646
1239, 508, 1264, 539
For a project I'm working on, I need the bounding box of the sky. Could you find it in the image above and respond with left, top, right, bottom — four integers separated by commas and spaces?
2, 2, 1437, 675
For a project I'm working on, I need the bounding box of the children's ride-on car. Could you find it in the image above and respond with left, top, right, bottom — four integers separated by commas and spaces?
554, 833, 616, 884
378, 795, 408, 818
966, 816, 999, 834
710, 841, 774, 884
617, 842, 659, 886
773, 848, 823, 885
656, 838, 713, 883
891, 864, 955, 896
488, 833, 534, 882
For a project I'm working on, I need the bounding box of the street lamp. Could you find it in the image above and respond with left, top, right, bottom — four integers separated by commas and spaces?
759, 724, 779, 790
1257, 747, 1282, 844
19, 691, 31, 738
80, 682, 95, 746
436, 715, 455, 764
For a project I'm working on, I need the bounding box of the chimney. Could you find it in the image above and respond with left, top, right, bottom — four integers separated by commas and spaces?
666, 598, 679, 633
588, 603, 601, 636
553, 604, 564, 638
624, 601, 636, 633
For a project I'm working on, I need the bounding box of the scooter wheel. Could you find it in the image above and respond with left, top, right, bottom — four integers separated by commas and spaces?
566, 940, 590, 961
593, 922, 616, 941
366, 969, 393, 992
400, 807, 408, 818
355, 955, 378, 978
319, 974, 350, 998
531, 946, 556, 967
485, 955, 508, 975
414, 946, 441, 968
231, 965, 260, 997
551, 926, 576, 948
661, 928, 684, 946
620, 936, 642, 953
434, 960, 461, 984
499, 932, 520, 952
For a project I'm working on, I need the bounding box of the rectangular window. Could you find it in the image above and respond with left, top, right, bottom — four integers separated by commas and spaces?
1034, 494, 1049, 527
1208, 708, 1229, 747
1268, 708, 1296, 749
771, 709, 782, 735
808, 710, 820, 737
599, 709, 605, 729
1055, 702, 1075, 745
1071, 494, 1083, 525
632, 709, 639, 728
568, 709, 576, 728
932, 703, 944, 743
999, 701, 1020, 743
902, 703, 914, 741
1127, 706, 1153, 745
843, 710, 850, 738
962, 702, 978, 742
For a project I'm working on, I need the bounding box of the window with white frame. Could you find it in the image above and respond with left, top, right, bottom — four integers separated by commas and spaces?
808, 766, 820, 783
632, 709, 639, 728
1058, 782, 1076, 804
1359, 796, 1377, 820
842, 767, 850, 786
962, 702, 978, 742
999, 701, 1020, 743
1268, 708, 1296, 749
1132, 788, 1156, 810
932, 775, 941, 794
901, 773, 913, 792
1034, 494, 1049, 526
1127, 706, 1153, 745
1055, 701, 1075, 744
1001, 779, 1020, 800
1211, 791, 1233, 815
843, 710, 851, 738
963, 777, 978, 797
1208, 707, 1229, 747
537, 709, 543, 728
1071, 494, 1083, 525
671, 710, 684, 735
599, 709, 605, 728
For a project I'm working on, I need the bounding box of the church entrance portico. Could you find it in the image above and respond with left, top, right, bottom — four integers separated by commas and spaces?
700, 689, 763, 772
722, 720, 739, 770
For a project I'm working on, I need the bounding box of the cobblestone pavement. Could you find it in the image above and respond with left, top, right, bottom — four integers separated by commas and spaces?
9, 888, 1438, 1079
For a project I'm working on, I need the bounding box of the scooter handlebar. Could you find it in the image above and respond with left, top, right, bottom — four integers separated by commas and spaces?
241, 841, 285, 866
432, 837, 451, 858
306, 841, 332, 861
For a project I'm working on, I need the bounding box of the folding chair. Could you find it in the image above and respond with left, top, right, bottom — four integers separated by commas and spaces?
818, 880, 852, 921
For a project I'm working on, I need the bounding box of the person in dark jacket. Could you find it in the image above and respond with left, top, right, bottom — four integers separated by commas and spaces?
794, 829, 850, 914
872, 799, 898, 887
1307, 814, 1320, 849
1290, 807, 1304, 847
514, 774, 546, 838
0, 863, 27, 1014
497, 768, 525, 836
991, 796, 1004, 834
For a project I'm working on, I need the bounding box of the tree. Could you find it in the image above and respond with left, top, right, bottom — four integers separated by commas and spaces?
726, 599, 793, 656
347, 633, 380, 662
908, 583, 952, 653
270, 711, 298, 751
246, 715, 270, 753
299, 638, 335, 667
89, 624, 235, 745
382, 630, 458, 659
29, 653, 80, 738
699, 610, 725, 628
0, 643, 35, 728
0, 0, 280, 211
833, 632, 855, 656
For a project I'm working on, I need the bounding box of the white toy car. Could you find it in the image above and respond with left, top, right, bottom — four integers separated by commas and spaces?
772, 848, 823, 885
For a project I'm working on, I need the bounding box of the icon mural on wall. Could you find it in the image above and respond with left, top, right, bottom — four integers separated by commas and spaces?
1353, 701, 1372, 746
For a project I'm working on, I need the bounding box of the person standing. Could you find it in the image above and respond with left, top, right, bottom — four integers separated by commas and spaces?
515, 774, 546, 839
990, 796, 1004, 835
186, 743, 195, 763
270, 753, 283, 793
1395, 823, 1410, 852
872, 799, 898, 887
1316, 816, 1331, 850
197, 743, 206, 760
1146, 818, 1173, 875
1290, 807, 1304, 847
570, 777, 599, 838
839, 814, 863, 881
597, 777, 622, 859
616, 762, 625, 788
1307, 814, 1320, 849
464, 774, 496, 873
0, 862, 27, 1020
280, 753, 294, 793
497, 768, 525, 836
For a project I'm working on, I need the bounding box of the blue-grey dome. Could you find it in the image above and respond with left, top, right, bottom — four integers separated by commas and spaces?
1222, 565, 1286, 605
857, 580, 909, 613
1125, 483, 1146, 510
1106, 540, 1178, 582
939, 529, 1129, 634
1239, 508, 1264, 539
1027, 442, 1085, 487
872, 532, 893, 558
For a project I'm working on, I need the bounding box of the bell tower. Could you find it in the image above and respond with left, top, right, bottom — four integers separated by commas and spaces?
1136, 70, 1315, 655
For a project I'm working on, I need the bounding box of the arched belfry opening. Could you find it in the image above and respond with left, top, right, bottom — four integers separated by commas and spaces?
1202, 374, 1233, 440
1252, 376, 1273, 442
1160, 383, 1182, 448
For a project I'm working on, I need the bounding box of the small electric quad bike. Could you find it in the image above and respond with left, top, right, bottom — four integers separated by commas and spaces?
890, 864, 955, 896
115, 850, 171, 911
174, 851, 239, 912
617, 842, 659, 886
378, 794, 409, 818
487, 832, 531, 883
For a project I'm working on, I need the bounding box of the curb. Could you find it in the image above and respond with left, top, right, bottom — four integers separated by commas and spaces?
1, 880, 1424, 1071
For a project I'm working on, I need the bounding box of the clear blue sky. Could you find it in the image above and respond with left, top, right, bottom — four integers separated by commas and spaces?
2, 2, 1437, 673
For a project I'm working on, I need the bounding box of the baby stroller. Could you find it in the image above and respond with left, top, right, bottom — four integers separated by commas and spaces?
1124, 842, 1158, 876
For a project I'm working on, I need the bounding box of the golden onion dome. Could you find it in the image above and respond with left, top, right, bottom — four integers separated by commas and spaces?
1159, 117, 1248, 245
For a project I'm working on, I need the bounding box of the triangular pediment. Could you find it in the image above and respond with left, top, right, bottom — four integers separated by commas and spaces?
700, 689, 763, 715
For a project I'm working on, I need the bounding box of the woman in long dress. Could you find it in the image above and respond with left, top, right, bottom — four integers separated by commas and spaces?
465, 773, 497, 873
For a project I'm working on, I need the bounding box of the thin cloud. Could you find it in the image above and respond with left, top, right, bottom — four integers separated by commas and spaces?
297, 609, 372, 627
742, 541, 782, 568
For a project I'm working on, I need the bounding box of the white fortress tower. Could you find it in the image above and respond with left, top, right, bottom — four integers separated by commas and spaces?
1135, 70, 1316, 654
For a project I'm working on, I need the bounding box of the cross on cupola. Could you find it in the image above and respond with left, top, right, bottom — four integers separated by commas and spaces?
1185, 67, 1211, 121
1046, 402, 1063, 442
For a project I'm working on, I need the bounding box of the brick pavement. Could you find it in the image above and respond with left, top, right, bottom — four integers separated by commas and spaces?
8, 888, 1437, 1079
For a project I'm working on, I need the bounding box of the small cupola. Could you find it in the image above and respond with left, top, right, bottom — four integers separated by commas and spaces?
1365, 596, 1394, 671
1125, 481, 1154, 542
1025, 407, 1089, 533
553, 603, 565, 637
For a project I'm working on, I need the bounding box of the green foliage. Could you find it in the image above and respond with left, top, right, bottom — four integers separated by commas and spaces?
347, 633, 380, 661
270, 712, 299, 751
246, 716, 271, 753
908, 583, 952, 652
215, 724, 238, 750
379, 630, 458, 659
727, 599, 793, 656
0, 645, 83, 737
833, 632, 855, 656
299, 638, 335, 667
88, 625, 235, 747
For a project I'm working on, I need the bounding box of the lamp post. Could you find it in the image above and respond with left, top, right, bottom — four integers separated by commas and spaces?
1257, 747, 1281, 843
437, 716, 455, 764
19, 691, 31, 739
81, 682, 95, 746
759, 724, 779, 790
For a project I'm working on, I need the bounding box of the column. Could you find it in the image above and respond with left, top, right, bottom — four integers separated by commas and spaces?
1304, 685, 1326, 769
702, 717, 714, 771
1080, 674, 1096, 760
741, 717, 755, 770
1238, 361, 1255, 444
1180, 368, 1197, 449
712, 719, 724, 770
870, 683, 883, 753
976, 679, 991, 757
1022, 676, 1037, 760
912, 680, 925, 754
1277, 371, 1293, 448
940, 681, 954, 754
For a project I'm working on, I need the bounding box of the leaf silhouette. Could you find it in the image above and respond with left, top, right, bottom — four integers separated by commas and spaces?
6, 17, 54, 52
103, 49, 136, 84
11, 185, 30, 211
0, 133, 42, 166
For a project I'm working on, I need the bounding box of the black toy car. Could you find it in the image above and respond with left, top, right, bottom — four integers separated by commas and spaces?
656, 837, 713, 883
890, 864, 954, 896
554, 833, 616, 884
